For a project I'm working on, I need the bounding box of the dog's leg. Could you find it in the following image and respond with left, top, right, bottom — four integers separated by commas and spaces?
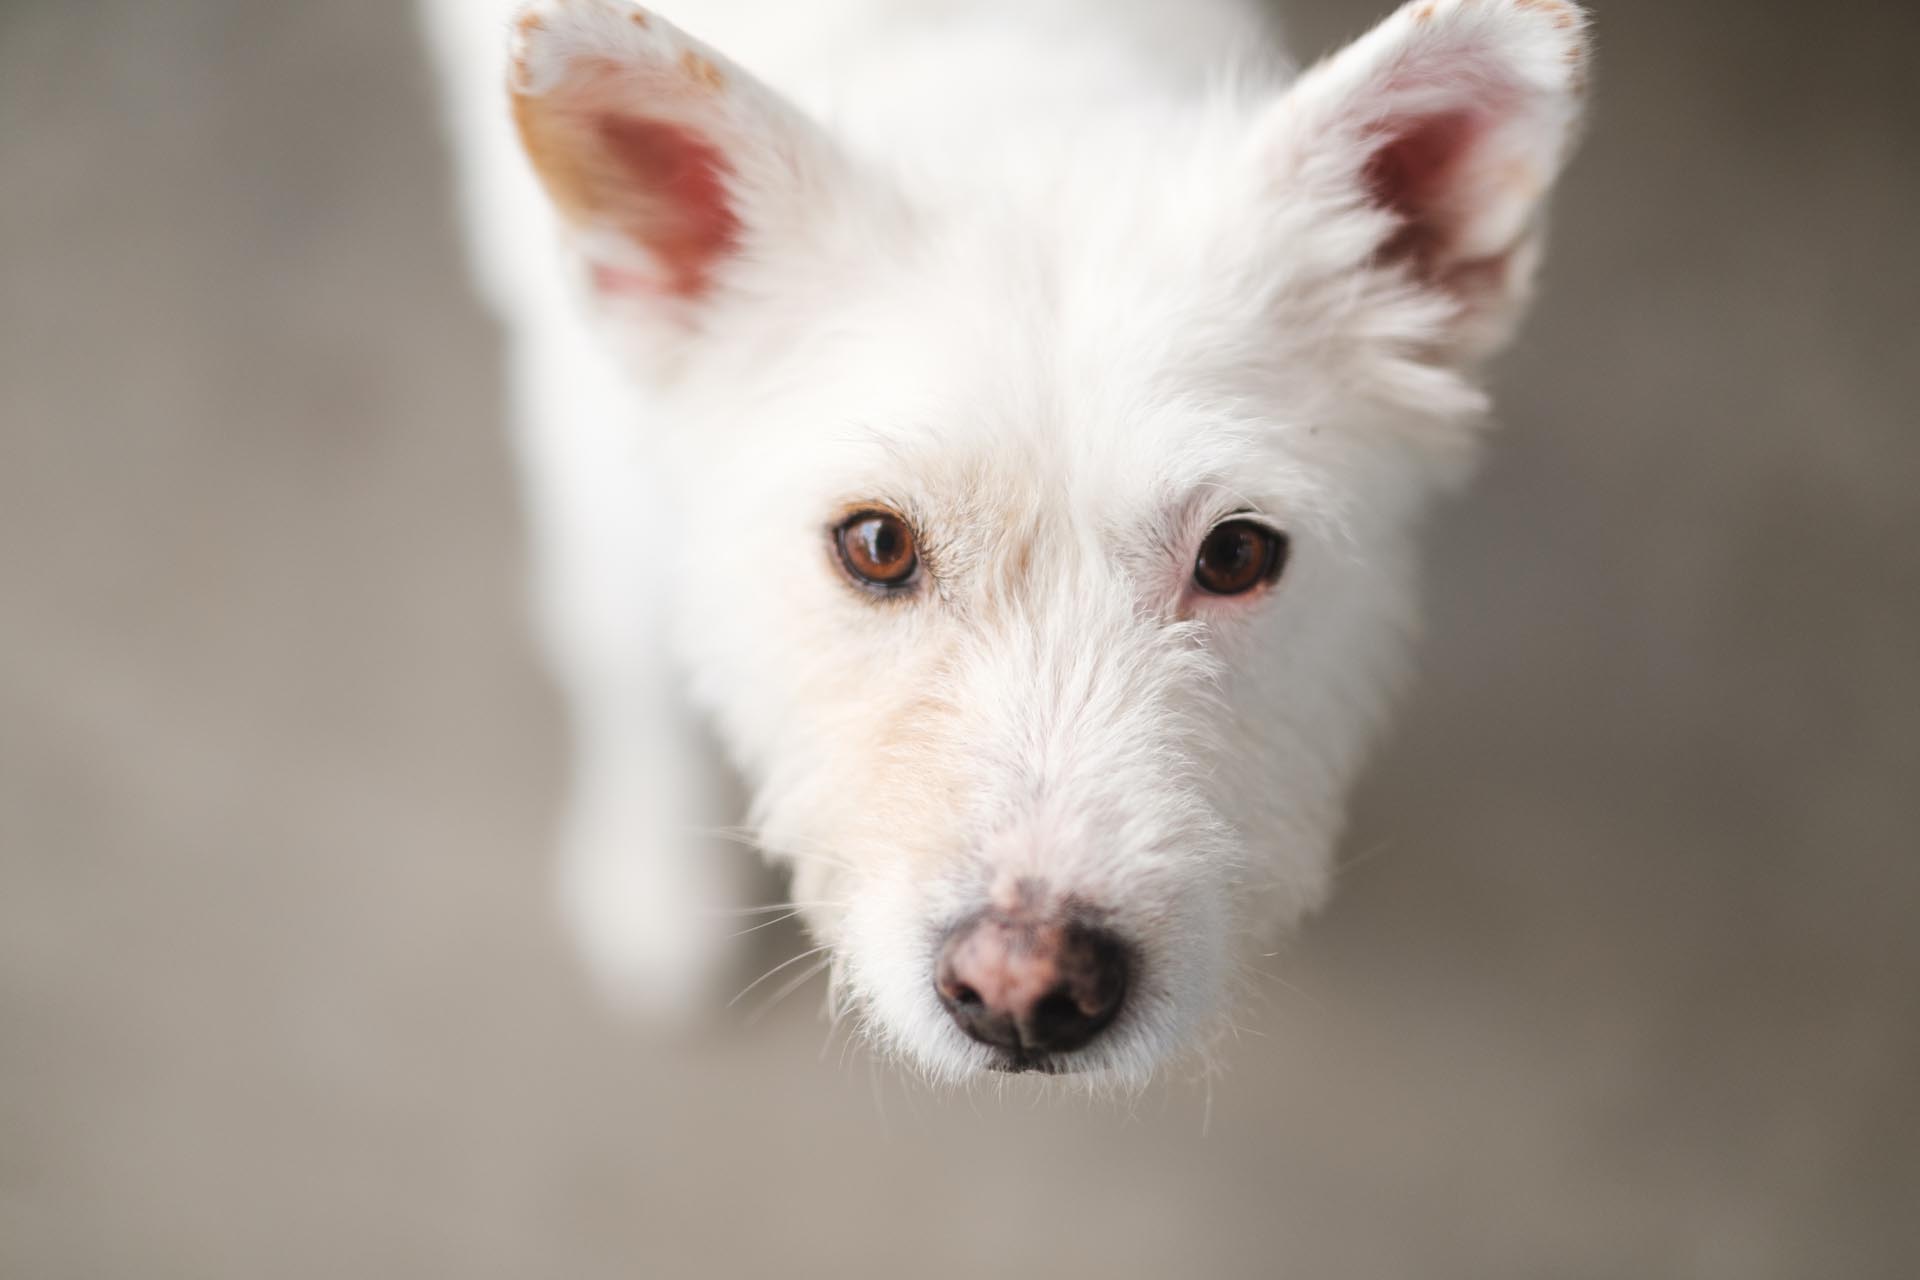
557, 682, 740, 1018
508, 324, 743, 1017
421, 0, 746, 1014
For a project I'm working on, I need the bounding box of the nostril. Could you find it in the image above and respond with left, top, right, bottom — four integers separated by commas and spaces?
1033, 990, 1081, 1023
1024, 923, 1129, 1053
1027, 989, 1085, 1041
935, 912, 1134, 1063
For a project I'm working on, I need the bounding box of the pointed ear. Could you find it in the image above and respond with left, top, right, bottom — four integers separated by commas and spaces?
507, 0, 848, 316
1265, 0, 1591, 359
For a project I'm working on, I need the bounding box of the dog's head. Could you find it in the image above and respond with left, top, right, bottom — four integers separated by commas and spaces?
507, 0, 1589, 1085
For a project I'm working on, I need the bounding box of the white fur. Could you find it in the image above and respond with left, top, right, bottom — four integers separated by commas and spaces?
419, 0, 1590, 1086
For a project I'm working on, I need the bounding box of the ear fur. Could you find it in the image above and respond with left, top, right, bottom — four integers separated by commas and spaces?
507, 0, 848, 316
1265, 0, 1592, 359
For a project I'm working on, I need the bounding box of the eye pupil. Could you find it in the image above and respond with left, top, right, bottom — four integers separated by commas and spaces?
1194, 519, 1286, 596
836, 510, 919, 589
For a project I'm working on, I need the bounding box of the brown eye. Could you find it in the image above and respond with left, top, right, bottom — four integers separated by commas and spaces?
835, 509, 920, 589
1193, 519, 1287, 597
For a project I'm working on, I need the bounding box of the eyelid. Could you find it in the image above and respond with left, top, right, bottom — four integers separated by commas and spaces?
1206, 508, 1281, 533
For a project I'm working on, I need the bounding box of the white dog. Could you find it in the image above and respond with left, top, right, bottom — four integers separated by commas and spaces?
421, 0, 1590, 1086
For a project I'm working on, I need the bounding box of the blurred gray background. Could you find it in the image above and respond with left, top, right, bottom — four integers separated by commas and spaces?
3, 0, 1916, 1275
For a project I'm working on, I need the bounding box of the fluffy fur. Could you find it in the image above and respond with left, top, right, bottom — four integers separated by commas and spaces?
419, 0, 1591, 1089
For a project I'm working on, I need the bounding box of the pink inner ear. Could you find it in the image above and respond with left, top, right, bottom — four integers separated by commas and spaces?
595, 115, 742, 299
1363, 110, 1483, 276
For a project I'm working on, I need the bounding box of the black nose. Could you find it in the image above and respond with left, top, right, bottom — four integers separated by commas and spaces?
934, 912, 1131, 1064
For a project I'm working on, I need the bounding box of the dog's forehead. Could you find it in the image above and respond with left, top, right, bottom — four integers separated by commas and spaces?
841, 241, 1236, 458
838, 353, 1244, 546
820, 252, 1313, 539
744, 180, 1343, 565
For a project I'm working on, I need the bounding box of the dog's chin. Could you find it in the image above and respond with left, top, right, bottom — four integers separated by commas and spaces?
980, 1048, 1074, 1076
898, 1016, 1173, 1093
960, 1039, 1165, 1092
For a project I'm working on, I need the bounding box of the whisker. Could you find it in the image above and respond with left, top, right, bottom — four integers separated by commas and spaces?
769, 849, 859, 873
727, 944, 832, 1009
687, 827, 765, 850
679, 824, 861, 873
818, 984, 852, 1062
703, 900, 847, 918
1249, 965, 1322, 1010
744, 955, 833, 1026
1337, 838, 1396, 876
723, 910, 804, 939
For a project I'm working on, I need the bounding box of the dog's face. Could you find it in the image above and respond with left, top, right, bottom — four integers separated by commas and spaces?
509, 0, 1589, 1085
